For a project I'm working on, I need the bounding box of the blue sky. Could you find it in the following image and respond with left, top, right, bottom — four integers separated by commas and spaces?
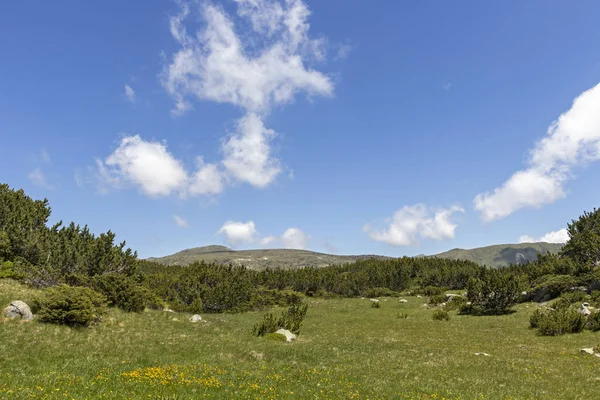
1, 0, 600, 258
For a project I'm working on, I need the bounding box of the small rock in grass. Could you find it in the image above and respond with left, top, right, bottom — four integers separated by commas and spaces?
275, 329, 297, 342
370, 298, 379, 303
399, 299, 408, 303
416, 295, 422, 298
3, 301, 33, 321
474, 352, 490, 357
189, 314, 204, 323
579, 348, 595, 355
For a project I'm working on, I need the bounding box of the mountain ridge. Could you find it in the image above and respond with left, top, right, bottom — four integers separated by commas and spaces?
147, 242, 563, 270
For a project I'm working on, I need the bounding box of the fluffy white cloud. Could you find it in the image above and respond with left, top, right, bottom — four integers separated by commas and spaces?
364, 204, 464, 246
173, 215, 189, 228
475, 83, 600, 221
280, 227, 308, 249
162, 0, 333, 114
519, 228, 569, 244
160, 0, 334, 189
217, 221, 259, 247
124, 85, 136, 103
96, 135, 224, 197
28, 168, 53, 190
217, 220, 308, 249
222, 113, 281, 187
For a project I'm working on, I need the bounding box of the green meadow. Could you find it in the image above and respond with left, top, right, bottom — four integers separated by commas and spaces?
2, 279, 599, 400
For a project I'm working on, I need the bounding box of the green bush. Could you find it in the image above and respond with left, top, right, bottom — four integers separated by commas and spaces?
37, 285, 108, 326
91, 274, 157, 313
265, 332, 287, 342
419, 286, 447, 296
364, 287, 400, 298
587, 311, 600, 331
252, 287, 305, 309
428, 294, 447, 305
371, 301, 381, 308
444, 296, 467, 311
531, 275, 580, 302
252, 303, 309, 336
397, 312, 409, 319
466, 271, 524, 314
552, 291, 588, 310
432, 310, 450, 321
529, 309, 547, 328
0, 260, 16, 279
536, 308, 586, 336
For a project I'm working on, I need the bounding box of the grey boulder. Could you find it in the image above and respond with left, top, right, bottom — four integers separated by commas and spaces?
275, 329, 297, 342
4, 301, 33, 320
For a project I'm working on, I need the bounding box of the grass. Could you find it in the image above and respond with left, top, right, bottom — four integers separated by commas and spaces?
2, 279, 600, 399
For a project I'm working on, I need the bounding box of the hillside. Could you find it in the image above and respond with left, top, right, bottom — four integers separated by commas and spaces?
147, 242, 563, 269
431, 242, 563, 268
147, 246, 388, 270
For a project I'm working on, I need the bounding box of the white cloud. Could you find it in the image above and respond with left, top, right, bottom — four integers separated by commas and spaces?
280, 227, 308, 249
28, 168, 53, 190
40, 148, 51, 163
95, 135, 224, 197
160, 0, 334, 189
173, 215, 190, 228
217, 220, 259, 247
443, 82, 452, 91
474, 83, 600, 221
124, 85, 136, 103
364, 204, 464, 246
335, 43, 352, 61
519, 228, 569, 244
162, 0, 333, 114
222, 113, 281, 187
217, 220, 308, 249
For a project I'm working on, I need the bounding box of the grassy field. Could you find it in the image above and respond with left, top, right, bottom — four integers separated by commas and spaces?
2, 279, 600, 399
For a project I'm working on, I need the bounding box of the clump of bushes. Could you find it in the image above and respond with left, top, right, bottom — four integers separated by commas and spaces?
364, 287, 400, 298
37, 285, 108, 326
414, 286, 447, 296
531, 275, 580, 302
432, 310, 450, 321
587, 311, 600, 331
91, 273, 161, 313
428, 294, 447, 306
371, 301, 381, 308
534, 308, 586, 336
552, 291, 588, 311
252, 287, 305, 309
444, 296, 467, 311
465, 271, 523, 315
252, 303, 309, 337
397, 312, 409, 319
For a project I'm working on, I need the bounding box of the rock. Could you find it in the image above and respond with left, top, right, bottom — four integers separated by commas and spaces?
474, 352, 490, 357
569, 286, 588, 293
579, 304, 591, 316
3, 301, 33, 320
580, 348, 595, 355
445, 293, 462, 301
275, 329, 296, 342
163, 308, 175, 313
370, 298, 379, 303
399, 299, 408, 303
189, 314, 203, 323
416, 295, 422, 298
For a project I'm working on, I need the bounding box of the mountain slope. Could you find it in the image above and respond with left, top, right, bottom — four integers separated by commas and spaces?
430, 242, 563, 268
147, 246, 388, 270
147, 243, 564, 270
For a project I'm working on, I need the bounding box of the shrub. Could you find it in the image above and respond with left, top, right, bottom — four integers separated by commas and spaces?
466, 271, 524, 314
432, 310, 450, 321
531, 275, 580, 302
0, 260, 16, 279
252, 303, 309, 336
37, 285, 108, 326
397, 312, 409, 319
265, 332, 287, 342
444, 296, 467, 311
553, 291, 588, 310
419, 286, 447, 296
529, 309, 547, 328
91, 274, 157, 313
364, 287, 400, 298
587, 311, 600, 331
371, 301, 381, 308
252, 288, 305, 309
536, 308, 586, 336
428, 294, 447, 305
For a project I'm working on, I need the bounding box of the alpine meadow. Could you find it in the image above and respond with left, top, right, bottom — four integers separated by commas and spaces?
2, 1, 600, 399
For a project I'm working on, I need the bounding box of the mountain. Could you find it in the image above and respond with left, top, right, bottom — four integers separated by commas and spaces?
146, 246, 389, 270
147, 242, 563, 270
430, 242, 563, 268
